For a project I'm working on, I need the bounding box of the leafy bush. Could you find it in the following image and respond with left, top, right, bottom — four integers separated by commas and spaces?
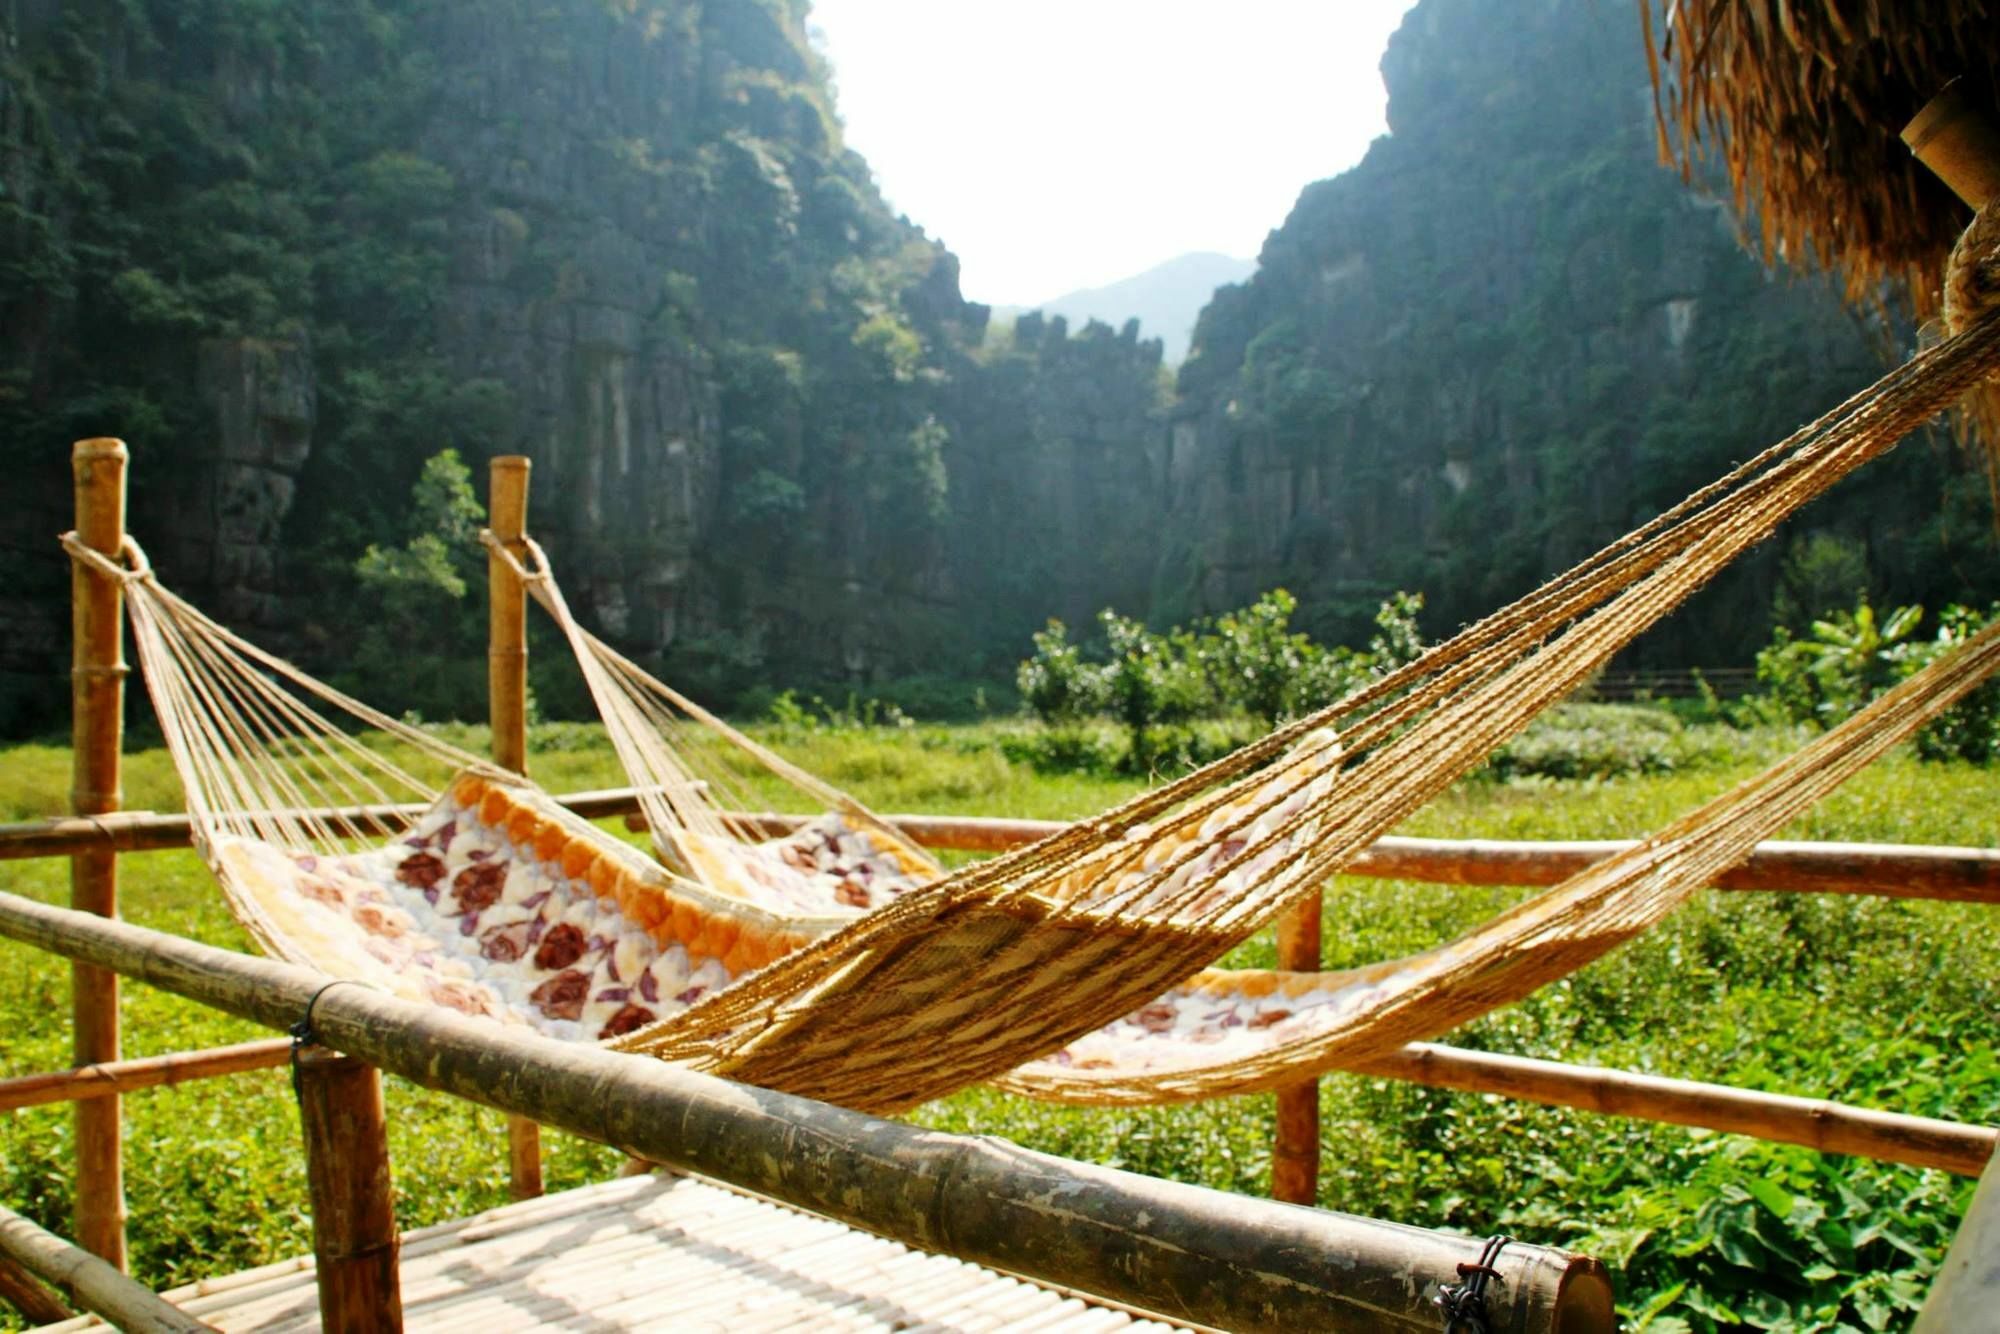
1099, 611, 1213, 773
998, 721, 1126, 775
1906, 604, 2000, 766
1208, 589, 1322, 723
1017, 621, 1110, 724
1753, 596, 1999, 764
1486, 703, 1731, 781
326, 449, 489, 721
764, 689, 913, 736
1014, 588, 1427, 774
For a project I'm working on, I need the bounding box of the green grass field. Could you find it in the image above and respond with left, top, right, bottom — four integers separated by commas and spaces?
1, 714, 1995, 1331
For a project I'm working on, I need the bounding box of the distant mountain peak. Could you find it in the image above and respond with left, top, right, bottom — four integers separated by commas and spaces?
1010, 252, 1256, 364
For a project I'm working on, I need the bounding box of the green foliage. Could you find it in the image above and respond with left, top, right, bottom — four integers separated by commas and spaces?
1484, 703, 1744, 782
3, 723, 1998, 1331
1753, 595, 2000, 763
850, 310, 924, 382
1099, 610, 1213, 773
1015, 589, 1425, 772
1207, 588, 1321, 724
1017, 621, 1110, 724
333, 449, 488, 720
1906, 604, 2000, 766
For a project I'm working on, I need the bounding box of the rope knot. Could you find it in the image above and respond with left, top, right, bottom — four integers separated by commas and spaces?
59, 532, 153, 584
1946, 202, 2000, 338
478, 528, 553, 584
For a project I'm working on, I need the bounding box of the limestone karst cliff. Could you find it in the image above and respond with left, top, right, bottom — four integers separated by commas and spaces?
0, 0, 1166, 728
2, 0, 1992, 734
1163, 0, 1996, 661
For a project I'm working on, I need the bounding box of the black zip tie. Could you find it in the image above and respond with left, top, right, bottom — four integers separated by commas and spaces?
1436, 1234, 1512, 1334
289, 980, 360, 1104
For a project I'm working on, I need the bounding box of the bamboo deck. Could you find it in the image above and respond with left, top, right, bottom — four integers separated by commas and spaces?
38, 1171, 1191, 1332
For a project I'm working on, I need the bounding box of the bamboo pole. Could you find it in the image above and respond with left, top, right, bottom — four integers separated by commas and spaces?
70, 436, 128, 1270
1904, 83, 2000, 212
1, 1022, 1985, 1179
0, 1252, 73, 1326
0, 1201, 213, 1332
487, 455, 544, 1201
294, 1047, 402, 1333
627, 813, 2000, 904
3, 800, 1996, 904
0, 788, 667, 861
0, 889, 1613, 1334
0, 1037, 291, 1112
1355, 1044, 1996, 1178
1271, 893, 1321, 1207
1916, 1153, 2000, 1330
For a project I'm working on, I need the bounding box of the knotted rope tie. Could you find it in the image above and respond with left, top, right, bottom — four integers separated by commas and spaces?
1947, 201, 2000, 338
59, 531, 153, 584
1435, 1234, 1511, 1334
478, 528, 554, 586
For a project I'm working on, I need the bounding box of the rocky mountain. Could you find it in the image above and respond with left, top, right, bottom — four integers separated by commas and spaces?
1162, 0, 1997, 663
0, 0, 1166, 730
2, 0, 1991, 736
1002, 252, 1256, 365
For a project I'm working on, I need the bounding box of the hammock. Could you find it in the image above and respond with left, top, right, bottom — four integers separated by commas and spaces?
74, 220, 2000, 1112
513, 514, 2000, 1109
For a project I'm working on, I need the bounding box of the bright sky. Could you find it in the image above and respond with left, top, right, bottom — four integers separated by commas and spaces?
808, 0, 1420, 306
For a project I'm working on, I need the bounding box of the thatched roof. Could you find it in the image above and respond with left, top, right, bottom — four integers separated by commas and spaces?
1645, 0, 1997, 325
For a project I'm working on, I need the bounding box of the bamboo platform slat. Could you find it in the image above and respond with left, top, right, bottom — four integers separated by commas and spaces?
39, 1173, 1193, 1333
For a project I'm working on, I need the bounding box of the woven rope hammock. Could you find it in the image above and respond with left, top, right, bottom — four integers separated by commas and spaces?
517, 526, 2000, 1108
73, 211, 2000, 1113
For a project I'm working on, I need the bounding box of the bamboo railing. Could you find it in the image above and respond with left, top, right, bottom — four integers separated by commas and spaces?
0, 886, 1615, 1333
8, 437, 1995, 1329
7, 801, 1997, 899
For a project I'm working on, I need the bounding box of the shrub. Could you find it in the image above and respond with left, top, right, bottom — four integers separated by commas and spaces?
1753, 595, 1999, 763
1012, 589, 1429, 773
1017, 621, 1111, 725
1486, 703, 1712, 780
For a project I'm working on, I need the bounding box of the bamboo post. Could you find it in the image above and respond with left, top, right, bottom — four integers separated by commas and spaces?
295, 1047, 402, 1333
1271, 892, 1321, 1206
1904, 83, 2000, 211
487, 455, 544, 1200
0, 889, 1614, 1333
70, 437, 128, 1269
0, 1201, 212, 1331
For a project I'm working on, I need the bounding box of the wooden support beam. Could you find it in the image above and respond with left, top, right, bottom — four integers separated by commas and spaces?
1271, 895, 1321, 1207
0, 1251, 74, 1326
0, 1037, 291, 1112
0, 889, 1613, 1334
487, 454, 544, 1202
69, 436, 128, 1270
1355, 1043, 1996, 1178
1904, 83, 2000, 211
295, 1047, 402, 1334
0, 1200, 213, 1331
